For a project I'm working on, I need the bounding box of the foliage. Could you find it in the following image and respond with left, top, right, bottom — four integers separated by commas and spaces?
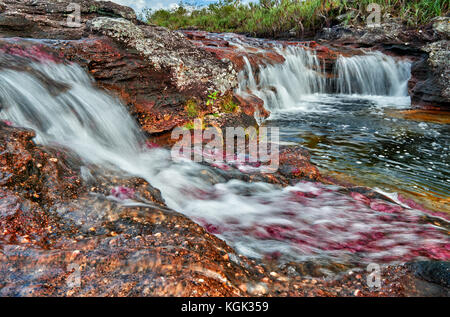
145, 0, 449, 37
221, 97, 239, 113
206, 91, 219, 107
185, 99, 199, 118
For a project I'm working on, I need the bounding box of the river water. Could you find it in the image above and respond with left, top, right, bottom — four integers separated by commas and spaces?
237, 46, 449, 212
0, 46, 448, 268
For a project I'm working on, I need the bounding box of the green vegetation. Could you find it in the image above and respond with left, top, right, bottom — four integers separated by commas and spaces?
183, 121, 196, 130
185, 99, 199, 118
145, 0, 448, 37
206, 91, 219, 107
220, 97, 239, 113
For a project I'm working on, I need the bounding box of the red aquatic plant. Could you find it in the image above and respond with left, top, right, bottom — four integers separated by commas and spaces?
110, 186, 135, 200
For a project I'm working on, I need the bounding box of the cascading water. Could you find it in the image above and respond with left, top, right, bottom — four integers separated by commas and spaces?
235, 44, 448, 218
237, 46, 327, 112
236, 46, 412, 112
1, 56, 448, 266
334, 52, 411, 96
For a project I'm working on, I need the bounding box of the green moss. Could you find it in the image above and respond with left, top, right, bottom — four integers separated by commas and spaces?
185, 99, 199, 118
221, 99, 239, 113
183, 120, 206, 130
183, 121, 195, 130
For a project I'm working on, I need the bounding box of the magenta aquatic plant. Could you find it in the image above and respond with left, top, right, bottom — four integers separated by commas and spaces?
191, 182, 450, 263
110, 186, 135, 200
0, 41, 63, 63
145, 141, 160, 149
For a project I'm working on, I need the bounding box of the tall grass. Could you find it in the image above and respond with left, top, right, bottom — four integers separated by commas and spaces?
145, 0, 449, 37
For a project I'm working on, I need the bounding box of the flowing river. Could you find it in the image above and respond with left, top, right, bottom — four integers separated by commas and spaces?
237, 46, 449, 211
0, 45, 448, 269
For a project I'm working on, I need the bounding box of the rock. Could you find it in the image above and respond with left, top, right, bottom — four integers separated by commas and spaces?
406, 261, 450, 288
0, 1, 242, 134
203, 111, 258, 133
278, 146, 321, 182
0, 123, 258, 296
0, 188, 56, 248
0, 191, 260, 296
409, 40, 450, 109
184, 31, 286, 72
0, 93, 443, 298
0, 121, 83, 206
317, 19, 440, 48
234, 93, 270, 119
54, 37, 193, 134
432, 17, 450, 40
0, 0, 136, 39
317, 19, 450, 109
87, 17, 237, 95
56, 36, 242, 133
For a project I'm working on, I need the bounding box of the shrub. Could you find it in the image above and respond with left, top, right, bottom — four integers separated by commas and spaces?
146, 0, 449, 36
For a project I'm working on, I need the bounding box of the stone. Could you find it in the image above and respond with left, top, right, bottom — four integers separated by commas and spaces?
409, 40, 450, 109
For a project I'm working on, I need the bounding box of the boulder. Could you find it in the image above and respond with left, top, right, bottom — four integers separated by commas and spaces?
409, 40, 450, 109
0, 121, 83, 206
0, 0, 244, 134
0, 0, 136, 39
406, 261, 450, 289
87, 17, 237, 95
278, 146, 321, 182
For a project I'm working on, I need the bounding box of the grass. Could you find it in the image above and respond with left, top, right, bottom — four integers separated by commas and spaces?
144, 0, 449, 37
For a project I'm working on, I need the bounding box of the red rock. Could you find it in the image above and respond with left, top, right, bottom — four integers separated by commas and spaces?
234, 93, 270, 119
278, 146, 321, 181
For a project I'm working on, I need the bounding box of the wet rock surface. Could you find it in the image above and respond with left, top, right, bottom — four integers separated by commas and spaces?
406, 261, 450, 289
87, 18, 237, 95
2, 111, 448, 296
0, 122, 83, 205
409, 40, 450, 109
278, 146, 321, 182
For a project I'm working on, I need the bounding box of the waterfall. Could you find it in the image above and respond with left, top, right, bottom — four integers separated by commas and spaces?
334, 52, 411, 96
0, 57, 444, 264
237, 46, 326, 111
237, 47, 411, 112
0, 61, 145, 169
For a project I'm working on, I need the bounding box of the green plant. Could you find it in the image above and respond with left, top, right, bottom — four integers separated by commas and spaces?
183, 121, 195, 130
206, 91, 219, 107
221, 99, 239, 113
183, 119, 206, 130
185, 99, 199, 118
146, 0, 448, 36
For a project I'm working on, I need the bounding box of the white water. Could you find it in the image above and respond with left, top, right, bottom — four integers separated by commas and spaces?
335, 52, 411, 96
237, 47, 411, 113
0, 59, 446, 265
237, 46, 326, 112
